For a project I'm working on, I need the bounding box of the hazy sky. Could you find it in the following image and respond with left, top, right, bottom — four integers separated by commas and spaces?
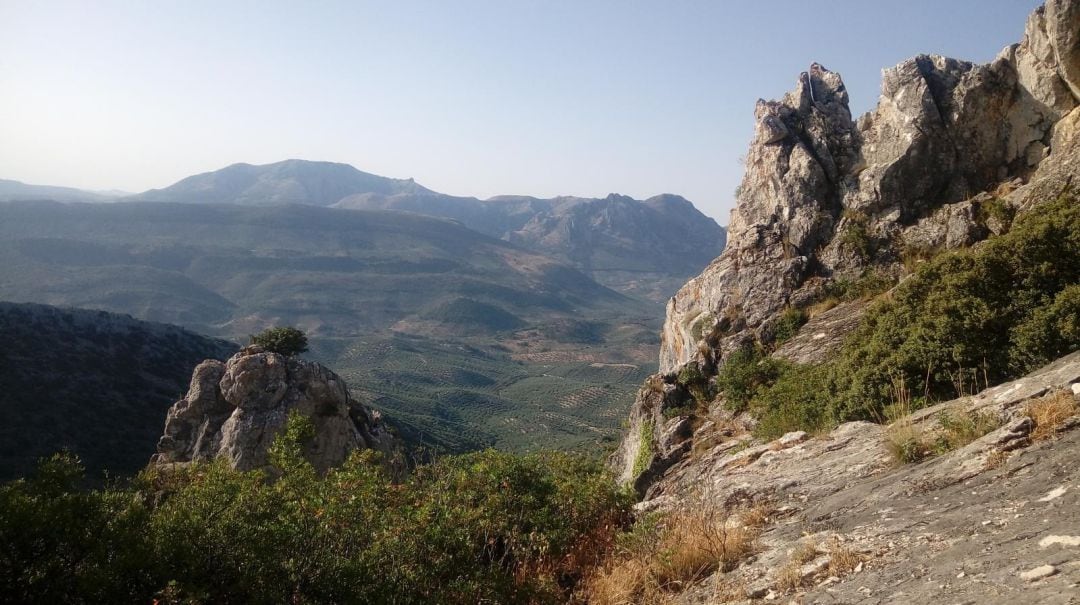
0, 1, 1042, 222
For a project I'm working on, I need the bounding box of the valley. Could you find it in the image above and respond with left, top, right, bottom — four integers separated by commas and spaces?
0, 197, 670, 455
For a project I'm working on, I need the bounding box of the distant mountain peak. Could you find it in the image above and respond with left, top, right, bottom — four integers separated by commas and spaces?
128, 159, 430, 207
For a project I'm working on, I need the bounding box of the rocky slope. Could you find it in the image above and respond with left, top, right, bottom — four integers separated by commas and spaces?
0, 302, 235, 480
153, 345, 400, 474
654, 355, 1080, 604
607, 2, 1080, 601
658, 0, 1080, 375
615, 0, 1080, 489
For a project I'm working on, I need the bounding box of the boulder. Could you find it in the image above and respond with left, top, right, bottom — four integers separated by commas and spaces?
152, 346, 400, 474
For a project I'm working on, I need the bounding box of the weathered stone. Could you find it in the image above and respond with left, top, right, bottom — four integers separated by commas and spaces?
615, 1, 1080, 497
1020, 564, 1058, 581
625, 353, 1080, 605
153, 348, 400, 474
777, 431, 809, 448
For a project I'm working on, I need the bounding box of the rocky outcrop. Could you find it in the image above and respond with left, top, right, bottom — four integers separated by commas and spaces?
652, 353, 1080, 604
152, 346, 400, 474
659, 1, 1080, 377
624, 0, 1080, 494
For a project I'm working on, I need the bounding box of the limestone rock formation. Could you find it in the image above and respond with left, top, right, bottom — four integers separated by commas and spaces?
643, 353, 1080, 604
152, 346, 399, 473
624, 0, 1080, 493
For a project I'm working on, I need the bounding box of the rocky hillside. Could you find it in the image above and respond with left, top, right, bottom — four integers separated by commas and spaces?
621, 0, 1080, 500
657, 0, 1080, 375
603, 2, 1080, 601
624, 356, 1080, 603
153, 345, 400, 474
0, 302, 235, 480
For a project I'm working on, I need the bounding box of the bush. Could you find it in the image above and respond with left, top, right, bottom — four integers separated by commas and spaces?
722, 192, 1080, 439
773, 307, 808, 345
250, 326, 309, 356
715, 346, 784, 414
829, 192, 1080, 420
0, 415, 632, 604
751, 362, 835, 440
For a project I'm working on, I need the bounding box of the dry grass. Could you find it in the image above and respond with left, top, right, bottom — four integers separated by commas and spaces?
985, 449, 1010, 470
806, 297, 839, 319
883, 374, 931, 464
739, 501, 774, 529
935, 407, 1001, 452
774, 561, 804, 593
710, 577, 748, 602
1026, 390, 1079, 442
790, 539, 819, 565
825, 539, 864, 575
580, 497, 764, 604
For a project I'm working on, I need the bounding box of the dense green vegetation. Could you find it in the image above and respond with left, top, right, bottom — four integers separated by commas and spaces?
0, 302, 235, 481
0, 414, 631, 604
738, 193, 1080, 438
250, 326, 309, 356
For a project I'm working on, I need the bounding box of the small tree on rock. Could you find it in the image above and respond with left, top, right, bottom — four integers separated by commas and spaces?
250, 326, 308, 356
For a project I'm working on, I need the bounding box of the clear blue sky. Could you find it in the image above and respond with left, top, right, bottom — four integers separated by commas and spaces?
0, 0, 1041, 222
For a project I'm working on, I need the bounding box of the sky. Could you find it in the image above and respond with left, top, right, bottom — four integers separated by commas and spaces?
0, 0, 1042, 222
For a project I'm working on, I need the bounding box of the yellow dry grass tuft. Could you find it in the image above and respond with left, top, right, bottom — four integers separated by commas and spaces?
774, 561, 804, 593
825, 539, 864, 576
1026, 390, 1079, 442
580, 497, 765, 604
790, 539, 819, 565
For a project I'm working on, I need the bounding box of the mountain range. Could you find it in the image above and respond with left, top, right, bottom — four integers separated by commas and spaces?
4, 159, 726, 302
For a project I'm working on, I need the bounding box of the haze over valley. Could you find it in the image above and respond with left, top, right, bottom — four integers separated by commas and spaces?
0, 160, 725, 453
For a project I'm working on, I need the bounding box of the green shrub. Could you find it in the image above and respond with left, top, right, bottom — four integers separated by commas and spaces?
838, 210, 873, 261
1009, 284, 1080, 372
976, 197, 1016, 230
773, 307, 808, 345
722, 192, 1080, 439
716, 346, 784, 413
631, 421, 655, 479
0, 415, 631, 604
751, 363, 835, 440
829, 192, 1080, 420
250, 326, 309, 356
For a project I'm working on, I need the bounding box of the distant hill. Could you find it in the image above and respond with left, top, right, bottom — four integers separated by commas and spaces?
128, 159, 431, 206
127, 159, 727, 301
0, 178, 121, 203
338, 192, 727, 301
0, 200, 639, 336
0, 302, 235, 480
0, 200, 658, 453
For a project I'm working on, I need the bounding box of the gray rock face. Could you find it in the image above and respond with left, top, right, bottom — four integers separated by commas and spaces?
153, 346, 399, 473
659, 0, 1080, 377
627, 0, 1080, 492
652, 354, 1080, 604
